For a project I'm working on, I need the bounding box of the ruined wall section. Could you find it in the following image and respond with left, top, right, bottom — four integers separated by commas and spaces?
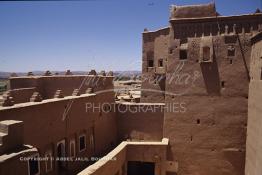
8, 87, 36, 104
40, 75, 113, 99
7, 75, 114, 104
141, 27, 169, 103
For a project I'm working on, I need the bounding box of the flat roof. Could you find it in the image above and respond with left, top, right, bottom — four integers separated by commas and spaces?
9, 75, 114, 79
142, 27, 169, 34
170, 13, 262, 23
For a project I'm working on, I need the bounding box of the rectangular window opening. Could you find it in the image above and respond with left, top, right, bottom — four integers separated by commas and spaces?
221, 81, 225, 88
228, 46, 235, 57
203, 46, 211, 62
179, 50, 187, 60
148, 60, 154, 67
28, 154, 40, 175
260, 68, 262, 80
79, 135, 86, 152
158, 59, 164, 67
169, 48, 173, 54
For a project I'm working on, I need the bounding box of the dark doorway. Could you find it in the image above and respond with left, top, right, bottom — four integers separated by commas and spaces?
127, 161, 155, 175
57, 140, 66, 170
28, 155, 40, 175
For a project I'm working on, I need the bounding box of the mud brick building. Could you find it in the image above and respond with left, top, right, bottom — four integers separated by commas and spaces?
0, 2, 262, 175
245, 31, 262, 175
140, 2, 262, 175
0, 73, 118, 174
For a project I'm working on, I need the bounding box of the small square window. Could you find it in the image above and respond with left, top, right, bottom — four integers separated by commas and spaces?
148, 60, 154, 67
180, 50, 187, 60
79, 135, 86, 152
228, 46, 235, 56
158, 59, 163, 67
197, 119, 200, 124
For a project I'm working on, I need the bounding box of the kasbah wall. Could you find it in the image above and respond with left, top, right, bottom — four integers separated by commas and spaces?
141, 2, 262, 175
245, 32, 262, 175
0, 72, 165, 175
0, 2, 262, 175
0, 74, 119, 174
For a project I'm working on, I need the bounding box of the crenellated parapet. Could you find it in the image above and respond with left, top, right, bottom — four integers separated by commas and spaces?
99, 70, 106, 76
30, 92, 43, 102
88, 69, 97, 75
72, 88, 80, 96
65, 69, 73, 75
4, 70, 114, 106
54, 89, 64, 98
0, 91, 14, 107
171, 13, 262, 39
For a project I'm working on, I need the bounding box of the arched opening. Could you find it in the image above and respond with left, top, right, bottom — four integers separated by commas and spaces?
57, 140, 66, 170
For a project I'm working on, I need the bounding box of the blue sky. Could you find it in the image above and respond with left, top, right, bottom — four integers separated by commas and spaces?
0, 0, 261, 72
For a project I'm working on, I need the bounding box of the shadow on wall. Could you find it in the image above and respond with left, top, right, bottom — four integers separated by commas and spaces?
158, 75, 166, 92
200, 45, 221, 95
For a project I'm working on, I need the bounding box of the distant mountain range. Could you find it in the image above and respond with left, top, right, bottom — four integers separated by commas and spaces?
0, 71, 141, 79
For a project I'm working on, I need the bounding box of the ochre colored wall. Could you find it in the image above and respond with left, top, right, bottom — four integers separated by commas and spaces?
164, 32, 251, 175
9, 75, 113, 101
0, 90, 117, 174
141, 28, 169, 103
9, 87, 36, 104
245, 33, 262, 175
0, 151, 36, 175
116, 103, 164, 142
78, 139, 169, 175
141, 11, 262, 175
